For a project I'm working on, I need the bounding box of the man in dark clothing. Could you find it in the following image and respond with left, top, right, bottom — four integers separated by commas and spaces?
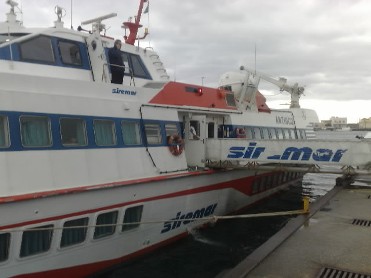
108, 39, 125, 84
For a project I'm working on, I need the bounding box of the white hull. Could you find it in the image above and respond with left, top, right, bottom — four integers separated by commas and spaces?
1, 169, 302, 277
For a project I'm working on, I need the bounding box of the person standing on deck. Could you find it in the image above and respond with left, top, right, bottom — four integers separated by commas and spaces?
108, 39, 125, 84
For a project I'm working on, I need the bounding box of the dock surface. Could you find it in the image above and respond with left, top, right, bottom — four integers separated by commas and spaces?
222, 185, 371, 278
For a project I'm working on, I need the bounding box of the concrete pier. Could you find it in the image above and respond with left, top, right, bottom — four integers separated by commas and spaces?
222, 185, 371, 278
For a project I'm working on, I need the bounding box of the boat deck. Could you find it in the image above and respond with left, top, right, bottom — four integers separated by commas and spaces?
221, 184, 371, 278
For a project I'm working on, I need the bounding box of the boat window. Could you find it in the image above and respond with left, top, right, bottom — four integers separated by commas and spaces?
20, 116, 52, 147
94, 211, 118, 239
277, 129, 284, 140
130, 54, 149, 78
20, 225, 54, 257
245, 127, 253, 139
60, 118, 87, 146
121, 120, 142, 145
300, 130, 307, 139
0, 33, 29, 44
93, 119, 117, 146
0, 233, 10, 262
288, 129, 296, 139
189, 121, 200, 140
253, 127, 261, 139
225, 93, 236, 107
261, 128, 270, 139
269, 128, 278, 140
58, 40, 82, 66
208, 122, 215, 138
19, 35, 55, 64
0, 116, 10, 148
144, 123, 162, 145
283, 129, 290, 139
122, 205, 144, 232
292, 129, 299, 139
165, 123, 179, 137
114, 51, 151, 80
60, 217, 89, 248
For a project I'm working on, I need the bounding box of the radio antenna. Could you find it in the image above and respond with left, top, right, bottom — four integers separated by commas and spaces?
254, 43, 257, 75
70, 0, 73, 29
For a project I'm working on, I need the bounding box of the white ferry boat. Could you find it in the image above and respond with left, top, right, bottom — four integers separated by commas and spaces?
0, 1, 320, 277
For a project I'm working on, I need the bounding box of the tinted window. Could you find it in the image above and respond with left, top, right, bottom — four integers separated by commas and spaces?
60, 118, 87, 146
253, 127, 261, 139
59, 41, 82, 66
0, 233, 10, 262
20, 35, 54, 63
261, 128, 270, 139
20, 225, 53, 257
94, 119, 116, 146
121, 121, 141, 145
0, 116, 10, 148
94, 211, 118, 239
269, 128, 278, 139
225, 93, 236, 107
245, 127, 253, 139
122, 205, 143, 232
61, 217, 89, 248
165, 123, 178, 137
20, 116, 51, 147
144, 123, 162, 145
131, 55, 148, 78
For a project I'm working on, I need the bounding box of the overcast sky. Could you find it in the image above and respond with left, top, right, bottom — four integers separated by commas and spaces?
2, 0, 371, 123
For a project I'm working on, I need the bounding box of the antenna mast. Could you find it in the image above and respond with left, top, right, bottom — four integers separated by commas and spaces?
122, 0, 149, 45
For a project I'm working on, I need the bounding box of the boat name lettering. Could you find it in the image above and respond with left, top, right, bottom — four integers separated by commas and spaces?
227, 142, 347, 162
112, 88, 137, 96
276, 116, 294, 125
161, 203, 218, 234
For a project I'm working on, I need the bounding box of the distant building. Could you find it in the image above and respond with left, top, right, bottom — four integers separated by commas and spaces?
318, 117, 348, 130
359, 118, 371, 129
330, 116, 347, 129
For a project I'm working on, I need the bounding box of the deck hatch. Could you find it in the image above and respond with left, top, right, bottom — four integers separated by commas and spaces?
352, 218, 371, 227
317, 267, 371, 278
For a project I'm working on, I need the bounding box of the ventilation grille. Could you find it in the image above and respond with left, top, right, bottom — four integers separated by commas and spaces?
317, 267, 371, 278
352, 219, 371, 227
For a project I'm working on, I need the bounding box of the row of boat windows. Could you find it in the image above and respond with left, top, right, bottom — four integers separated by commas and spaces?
217, 126, 307, 140
0, 35, 152, 79
0, 114, 306, 150
0, 114, 180, 149
0, 205, 143, 262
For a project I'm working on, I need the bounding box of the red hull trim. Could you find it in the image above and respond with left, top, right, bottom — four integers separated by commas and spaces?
0, 169, 218, 204
0, 174, 255, 230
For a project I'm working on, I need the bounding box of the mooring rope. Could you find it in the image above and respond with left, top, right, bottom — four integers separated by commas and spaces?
1, 198, 310, 233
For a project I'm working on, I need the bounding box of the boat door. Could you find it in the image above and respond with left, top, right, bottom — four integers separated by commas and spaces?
86, 32, 110, 83
185, 115, 206, 167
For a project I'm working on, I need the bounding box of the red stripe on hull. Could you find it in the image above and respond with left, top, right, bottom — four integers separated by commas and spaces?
0, 173, 254, 230
0, 169, 217, 204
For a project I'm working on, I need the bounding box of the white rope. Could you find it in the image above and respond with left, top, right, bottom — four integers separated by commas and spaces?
0, 209, 308, 233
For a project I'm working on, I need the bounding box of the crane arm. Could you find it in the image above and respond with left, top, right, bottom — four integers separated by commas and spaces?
240, 66, 304, 108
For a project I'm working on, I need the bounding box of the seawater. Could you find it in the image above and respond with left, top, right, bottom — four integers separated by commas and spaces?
97, 131, 370, 278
